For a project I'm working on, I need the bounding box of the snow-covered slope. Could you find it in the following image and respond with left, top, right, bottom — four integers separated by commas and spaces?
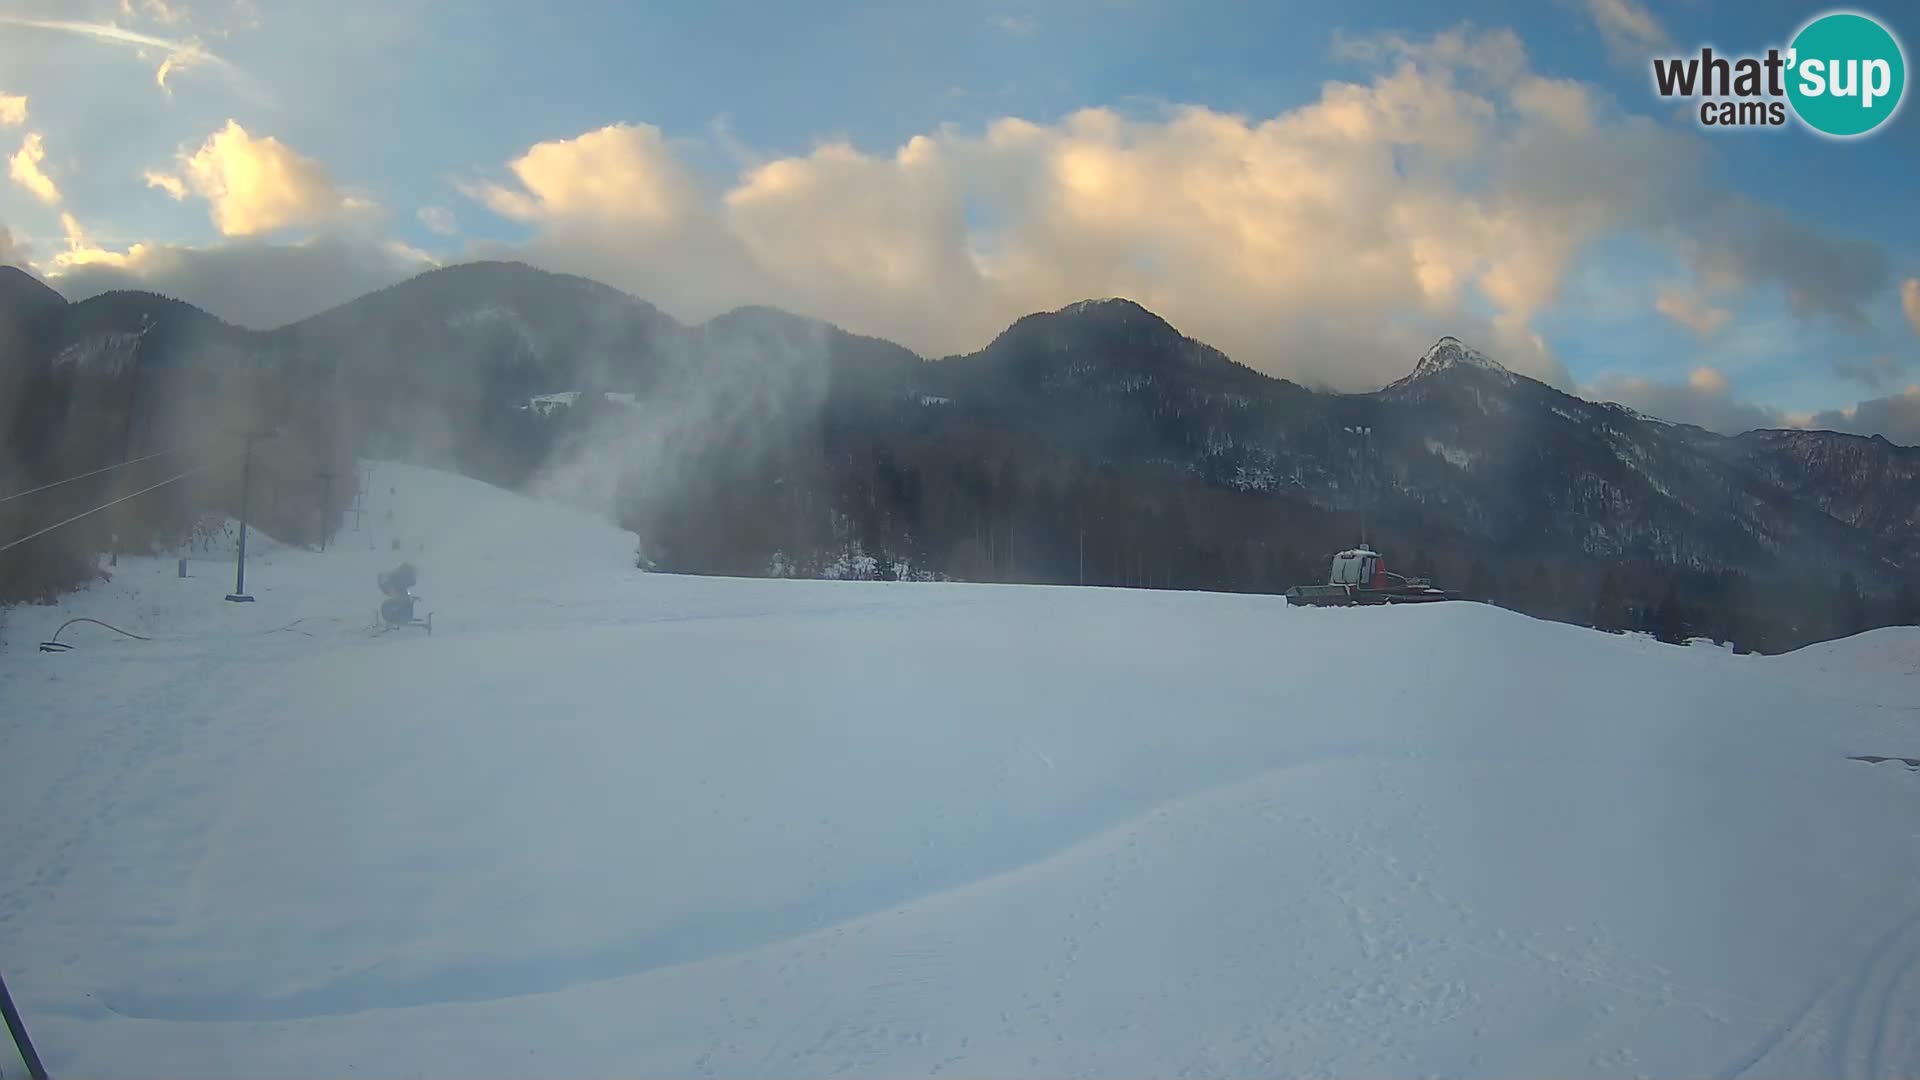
3, 463, 1918, 1080
1405, 335, 1511, 382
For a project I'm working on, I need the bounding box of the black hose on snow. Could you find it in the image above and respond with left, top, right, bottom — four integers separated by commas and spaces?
0, 967, 48, 1080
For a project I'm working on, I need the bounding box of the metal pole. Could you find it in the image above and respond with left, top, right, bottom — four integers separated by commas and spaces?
316, 471, 334, 552
1361, 426, 1370, 550
227, 433, 258, 603
1345, 425, 1370, 549
0, 967, 49, 1080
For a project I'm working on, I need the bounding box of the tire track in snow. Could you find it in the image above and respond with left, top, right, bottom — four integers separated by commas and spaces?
1714, 976, 1832, 1080
1718, 905, 1920, 1080
1838, 906, 1920, 1080
1868, 932, 1920, 1079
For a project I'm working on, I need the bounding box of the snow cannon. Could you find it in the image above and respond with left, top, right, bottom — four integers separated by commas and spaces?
375, 562, 432, 634
377, 562, 417, 598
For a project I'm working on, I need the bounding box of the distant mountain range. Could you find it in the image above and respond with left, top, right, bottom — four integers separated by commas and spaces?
3, 260, 1916, 649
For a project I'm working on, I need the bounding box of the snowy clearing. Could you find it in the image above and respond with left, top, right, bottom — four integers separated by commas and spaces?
3, 462, 1919, 1079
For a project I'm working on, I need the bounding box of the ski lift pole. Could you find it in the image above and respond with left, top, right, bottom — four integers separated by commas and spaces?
1345, 425, 1372, 548
226, 428, 277, 603
0, 967, 49, 1080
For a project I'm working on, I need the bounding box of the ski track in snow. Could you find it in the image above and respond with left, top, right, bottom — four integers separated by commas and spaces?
1713, 904, 1920, 1080
4, 461, 1920, 1079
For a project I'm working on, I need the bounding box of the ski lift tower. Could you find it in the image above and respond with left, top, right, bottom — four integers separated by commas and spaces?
226, 428, 278, 603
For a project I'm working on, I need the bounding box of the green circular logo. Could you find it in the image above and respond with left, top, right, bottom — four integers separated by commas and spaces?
1787, 12, 1906, 137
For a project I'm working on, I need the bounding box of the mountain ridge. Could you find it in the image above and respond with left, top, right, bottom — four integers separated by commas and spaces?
5, 259, 1880, 441
5, 259, 1916, 652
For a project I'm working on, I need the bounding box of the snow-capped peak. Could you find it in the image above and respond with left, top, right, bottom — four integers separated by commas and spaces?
1409, 337, 1508, 380
1059, 297, 1140, 315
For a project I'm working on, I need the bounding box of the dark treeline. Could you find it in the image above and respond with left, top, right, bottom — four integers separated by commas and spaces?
619, 424, 1920, 655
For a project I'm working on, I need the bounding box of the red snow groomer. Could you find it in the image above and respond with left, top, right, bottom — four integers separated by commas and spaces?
1284, 546, 1462, 607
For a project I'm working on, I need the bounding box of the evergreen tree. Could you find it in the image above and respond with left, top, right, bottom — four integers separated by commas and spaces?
1526, 560, 1556, 618
1893, 581, 1920, 626
1838, 571, 1869, 637
1592, 570, 1625, 632
1653, 581, 1690, 645
1465, 559, 1494, 604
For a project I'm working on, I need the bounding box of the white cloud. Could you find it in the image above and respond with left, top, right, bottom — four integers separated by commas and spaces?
1805, 385, 1920, 446
1589, 368, 1785, 434
46, 231, 434, 329
53, 211, 141, 270
468, 123, 705, 227
0, 94, 25, 127
461, 122, 767, 331
145, 169, 188, 200
989, 14, 1036, 37
0, 16, 235, 95
1686, 366, 1729, 395
155, 50, 202, 92
121, 0, 190, 25
1603, 362, 1920, 445
1598, 359, 1920, 444
1903, 277, 1920, 337
1656, 285, 1731, 337
168, 120, 363, 236
8, 132, 61, 205
1579, 0, 1669, 61
417, 205, 457, 235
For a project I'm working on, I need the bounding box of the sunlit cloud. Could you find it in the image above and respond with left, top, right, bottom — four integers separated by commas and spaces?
0, 15, 239, 94
1687, 366, 1728, 394
0, 94, 26, 127
8, 132, 62, 205
144, 169, 189, 199
164, 120, 365, 236
53, 211, 143, 270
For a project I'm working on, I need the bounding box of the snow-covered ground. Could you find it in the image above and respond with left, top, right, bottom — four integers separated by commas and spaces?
3, 462, 1918, 1080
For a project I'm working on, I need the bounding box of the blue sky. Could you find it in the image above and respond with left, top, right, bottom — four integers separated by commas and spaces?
2, 0, 1917, 439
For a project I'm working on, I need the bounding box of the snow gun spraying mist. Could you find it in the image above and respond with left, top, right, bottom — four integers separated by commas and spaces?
376, 562, 433, 635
